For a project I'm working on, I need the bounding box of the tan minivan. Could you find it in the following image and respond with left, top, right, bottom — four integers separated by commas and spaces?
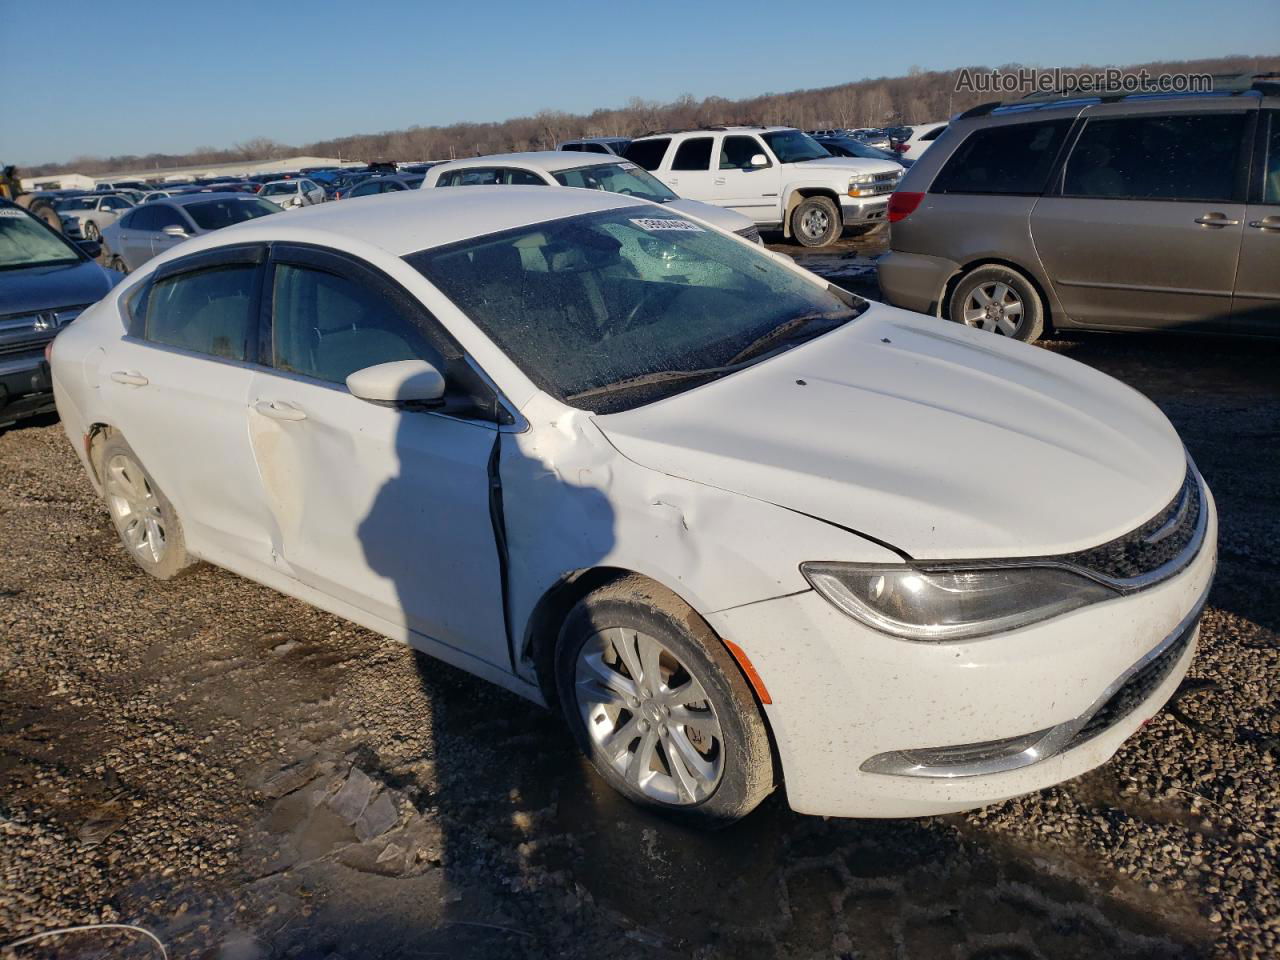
877, 74, 1280, 342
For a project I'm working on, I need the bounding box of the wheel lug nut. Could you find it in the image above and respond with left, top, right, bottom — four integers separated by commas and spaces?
638, 719, 649, 731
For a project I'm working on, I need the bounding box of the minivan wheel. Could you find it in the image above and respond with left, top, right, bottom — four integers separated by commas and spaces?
790, 196, 842, 247
948, 266, 1044, 342
555, 577, 775, 827
97, 434, 196, 580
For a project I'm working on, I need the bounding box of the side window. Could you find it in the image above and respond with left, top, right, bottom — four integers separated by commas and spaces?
459, 168, 502, 186
921, 126, 947, 142
1063, 113, 1247, 202
121, 208, 145, 230
150, 206, 187, 230
145, 264, 258, 360
271, 263, 439, 384
561, 144, 583, 152
672, 137, 714, 171
931, 119, 1072, 195
504, 168, 546, 185
102, 196, 131, 210
383, 180, 407, 192
1264, 111, 1280, 205
622, 138, 670, 171
720, 136, 764, 170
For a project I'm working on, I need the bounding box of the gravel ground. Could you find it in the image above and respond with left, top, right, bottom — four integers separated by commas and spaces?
1, 236, 1277, 959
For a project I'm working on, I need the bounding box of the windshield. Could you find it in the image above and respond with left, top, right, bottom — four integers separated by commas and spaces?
760, 129, 830, 164
407, 207, 862, 413
0, 207, 83, 270
185, 197, 279, 230
552, 162, 677, 203
260, 182, 297, 196
55, 197, 97, 211
827, 138, 900, 163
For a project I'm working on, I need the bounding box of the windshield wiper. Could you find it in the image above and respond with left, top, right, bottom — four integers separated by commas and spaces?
566, 364, 749, 403
726, 309, 855, 365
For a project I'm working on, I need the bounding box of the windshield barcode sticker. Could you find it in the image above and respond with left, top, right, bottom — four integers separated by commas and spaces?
0, 209, 26, 217
630, 217, 704, 232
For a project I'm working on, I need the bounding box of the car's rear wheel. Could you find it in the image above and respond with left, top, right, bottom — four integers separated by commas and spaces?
84, 220, 101, 242
948, 265, 1044, 343
555, 576, 775, 827
790, 195, 842, 247
97, 434, 196, 580
109, 255, 128, 274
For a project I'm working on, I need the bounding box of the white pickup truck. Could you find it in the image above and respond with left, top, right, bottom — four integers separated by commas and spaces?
622, 126, 903, 246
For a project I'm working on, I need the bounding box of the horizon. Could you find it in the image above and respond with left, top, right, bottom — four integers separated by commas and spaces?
2, 0, 1277, 167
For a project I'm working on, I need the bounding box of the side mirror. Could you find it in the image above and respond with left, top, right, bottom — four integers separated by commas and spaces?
749, 153, 769, 168
346, 359, 446, 407
76, 239, 102, 259
161, 225, 188, 238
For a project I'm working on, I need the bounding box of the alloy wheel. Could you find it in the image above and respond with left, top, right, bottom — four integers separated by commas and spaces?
574, 626, 724, 805
962, 281, 1024, 336
104, 454, 167, 564
799, 207, 830, 242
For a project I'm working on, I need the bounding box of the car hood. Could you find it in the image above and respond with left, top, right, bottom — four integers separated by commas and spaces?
594, 306, 1186, 559
664, 198, 755, 233
782, 157, 903, 177
0, 259, 120, 315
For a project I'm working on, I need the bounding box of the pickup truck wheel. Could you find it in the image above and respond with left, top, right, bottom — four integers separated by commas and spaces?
948, 265, 1044, 343
555, 576, 776, 828
790, 196, 841, 247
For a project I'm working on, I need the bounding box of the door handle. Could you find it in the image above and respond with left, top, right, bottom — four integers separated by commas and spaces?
1248, 216, 1280, 231
713, 177, 726, 185
109, 370, 148, 387
253, 399, 307, 421
1194, 213, 1241, 227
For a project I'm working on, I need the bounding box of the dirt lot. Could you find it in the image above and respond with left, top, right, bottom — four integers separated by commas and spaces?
2, 239, 1278, 960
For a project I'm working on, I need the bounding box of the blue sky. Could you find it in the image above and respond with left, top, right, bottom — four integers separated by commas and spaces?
2, 0, 1275, 165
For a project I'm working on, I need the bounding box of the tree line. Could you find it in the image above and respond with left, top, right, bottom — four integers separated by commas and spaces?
25, 54, 1278, 176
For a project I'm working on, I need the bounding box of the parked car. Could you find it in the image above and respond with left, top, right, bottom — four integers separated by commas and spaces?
890, 122, 948, 160
623, 126, 902, 246
424, 151, 763, 241
558, 137, 632, 155
51, 187, 1215, 825
55, 193, 135, 242
848, 128, 892, 150
816, 135, 912, 169
258, 178, 326, 209
102, 193, 280, 272
327, 171, 376, 199
342, 175, 423, 199
878, 75, 1280, 342
806, 129, 847, 139
0, 198, 118, 425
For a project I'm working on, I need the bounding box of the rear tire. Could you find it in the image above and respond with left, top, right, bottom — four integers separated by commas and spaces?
84, 220, 101, 242
790, 195, 842, 247
947, 265, 1044, 343
96, 434, 196, 580
554, 576, 776, 828
109, 255, 128, 274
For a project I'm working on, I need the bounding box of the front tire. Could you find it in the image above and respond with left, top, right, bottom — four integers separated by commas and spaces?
555, 576, 775, 827
790, 195, 842, 247
948, 265, 1044, 342
84, 220, 101, 242
96, 434, 196, 580
109, 255, 128, 274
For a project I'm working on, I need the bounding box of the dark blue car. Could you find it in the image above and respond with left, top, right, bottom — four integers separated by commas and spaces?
0, 199, 119, 426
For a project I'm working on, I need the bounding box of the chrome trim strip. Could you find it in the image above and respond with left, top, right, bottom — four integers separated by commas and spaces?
860, 576, 1212, 779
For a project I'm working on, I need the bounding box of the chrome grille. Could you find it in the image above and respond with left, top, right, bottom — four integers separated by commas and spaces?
0, 307, 86, 357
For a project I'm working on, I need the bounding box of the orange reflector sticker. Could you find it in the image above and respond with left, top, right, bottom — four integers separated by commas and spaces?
723, 638, 772, 705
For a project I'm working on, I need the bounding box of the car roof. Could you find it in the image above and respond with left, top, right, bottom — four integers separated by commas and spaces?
161, 193, 268, 207
169, 185, 641, 258
631, 126, 793, 140
430, 151, 634, 175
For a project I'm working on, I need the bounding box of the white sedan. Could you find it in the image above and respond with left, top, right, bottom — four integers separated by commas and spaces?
50, 188, 1216, 825
257, 178, 326, 210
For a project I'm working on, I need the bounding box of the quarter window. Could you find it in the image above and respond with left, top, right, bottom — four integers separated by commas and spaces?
622, 138, 671, 171
672, 137, 714, 171
270, 264, 439, 384
931, 119, 1072, 195
145, 264, 257, 360
1063, 113, 1247, 202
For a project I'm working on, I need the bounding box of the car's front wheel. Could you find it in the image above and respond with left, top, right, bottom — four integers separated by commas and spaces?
790, 195, 842, 247
555, 576, 776, 827
96, 433, 196, 580
109, 255, 128, 274
84, 220, 101, 242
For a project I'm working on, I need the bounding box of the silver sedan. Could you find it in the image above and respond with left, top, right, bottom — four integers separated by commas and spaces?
101, 194, 280, 272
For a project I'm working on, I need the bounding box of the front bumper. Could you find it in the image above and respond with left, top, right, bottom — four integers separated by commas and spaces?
840, 195, 890, 227
0, 351, 55, 424
707, 480, 1218, 818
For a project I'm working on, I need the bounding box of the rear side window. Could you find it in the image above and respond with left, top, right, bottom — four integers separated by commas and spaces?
1265, 111, 1280, 204
1063, 113, 1247, 202
672, 137, 714, 171
271, 264, 439, 383
623, 138, 670, 170
921, 125, 947, 141
931, 119, 1072, 195
145, 264, 257, 360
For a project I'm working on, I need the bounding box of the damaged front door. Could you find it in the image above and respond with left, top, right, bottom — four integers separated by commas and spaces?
246, 249, 509, 668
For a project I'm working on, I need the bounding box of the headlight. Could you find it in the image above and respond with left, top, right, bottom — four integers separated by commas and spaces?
800, 562, 1117, 641
848, 173, 875, 186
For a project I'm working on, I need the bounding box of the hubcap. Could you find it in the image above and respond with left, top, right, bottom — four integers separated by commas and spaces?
962, 281, 1023, 336
800, 207, 830, 240
104, 454, 167, 564
574, 627, 724, 805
